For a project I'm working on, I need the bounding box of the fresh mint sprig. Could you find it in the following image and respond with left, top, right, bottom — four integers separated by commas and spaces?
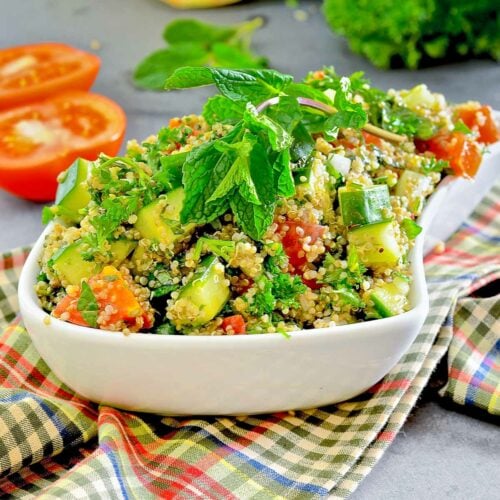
133, 18, 267, 90
164, 66, 369, 240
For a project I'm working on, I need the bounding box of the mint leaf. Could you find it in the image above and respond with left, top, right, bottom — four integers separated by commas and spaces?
210, 134, 260, 205
211, 68, 293, 103
77, 282, 99, 328
274, 149, 295, 197
290, 122, 315, 168
244, 104, 292, 152
203, 95, 245, 125
264, 95, 303, 134
284, 82, 333, 105
133, 44, 208, 90
211, 43, 268, 69
180, 140, 233, 225
230, 140, 276, 240
135, 17, 267, 91
163, 19, 237, 45
166, 67, 293, 104
164, 66, 214, 89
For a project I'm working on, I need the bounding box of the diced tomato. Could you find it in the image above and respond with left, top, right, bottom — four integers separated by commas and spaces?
276, 219, 326, 289
88, 266, 144, 327
331, 137, 356, 150
362, 131, 383, 147
53, 293, 89, 327
415, 131, 482, 178
0, 43, 100, 109
53, 266, 153, 330
0, 91, 126, 201
277, 219, 326, 270
221, 315, 246, 334
168, 117, 182, 129
455, 104, 500, 145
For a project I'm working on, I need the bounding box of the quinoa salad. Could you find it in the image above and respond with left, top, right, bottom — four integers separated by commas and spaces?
37, 67, 499, 335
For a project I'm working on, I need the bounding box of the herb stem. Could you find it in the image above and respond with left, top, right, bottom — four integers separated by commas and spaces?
233, 17, 265, 49
256, 96, 406, 143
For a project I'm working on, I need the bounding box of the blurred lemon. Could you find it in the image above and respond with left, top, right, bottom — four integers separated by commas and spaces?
161, 0, 241, 8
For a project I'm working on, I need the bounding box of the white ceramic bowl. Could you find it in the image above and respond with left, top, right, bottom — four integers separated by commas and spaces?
18, 107, 500, 415
19, 186, 453, 416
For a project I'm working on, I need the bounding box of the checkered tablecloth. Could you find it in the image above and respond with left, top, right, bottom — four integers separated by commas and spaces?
1, 181, 498, 499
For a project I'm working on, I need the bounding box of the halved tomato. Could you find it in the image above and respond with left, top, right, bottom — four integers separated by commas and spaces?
0, 43, 100, 109
0, 91, 126, 201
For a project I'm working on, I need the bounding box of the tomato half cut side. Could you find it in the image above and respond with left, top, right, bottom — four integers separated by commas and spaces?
0, 43, 100, 109
0, 91, 126, 201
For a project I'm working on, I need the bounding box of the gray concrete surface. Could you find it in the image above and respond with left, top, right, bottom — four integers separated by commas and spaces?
1, 0, 499, 497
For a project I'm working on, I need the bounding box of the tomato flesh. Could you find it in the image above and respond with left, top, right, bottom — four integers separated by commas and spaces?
277, 219, 326, 289
362, 131, 383, 147
416, 131, 482, 178
0, 91, 126, 201
53, 294, 88, 327
221, 315, 246, 334
53, 266, 153, 330
455, 104, 500, 145
0, 43, 100, 109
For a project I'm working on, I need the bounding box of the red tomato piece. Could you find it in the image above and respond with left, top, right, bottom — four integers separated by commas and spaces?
277, 219, 326, 270
52, 293, 89, 327
221, 315, 246, 334
0, 43, 100, 109
0, 91, 126, 201
53, 266, 153, 331
276, 219, 326, 289
416, 131, 482, 178
455, 104, 500, 145
362, 130, 383, 147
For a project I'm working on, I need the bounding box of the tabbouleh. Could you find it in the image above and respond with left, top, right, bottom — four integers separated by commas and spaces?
36, 67, 498, 335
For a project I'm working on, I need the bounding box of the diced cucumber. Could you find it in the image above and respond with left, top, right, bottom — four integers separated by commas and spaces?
368, 277, 410, 317
109, 239, 137, 266
348, 221, 401, 267
134, 188, 194, 247
171, 255, 230, 328
54, 158, 91, 223
51, 241, 100, 286
51, 238, 136, 286
339, 184, 392, 228
401, 84, 439, 111
395, 170, 431, 215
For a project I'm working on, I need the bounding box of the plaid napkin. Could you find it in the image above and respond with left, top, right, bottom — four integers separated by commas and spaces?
1, 181, 499, 499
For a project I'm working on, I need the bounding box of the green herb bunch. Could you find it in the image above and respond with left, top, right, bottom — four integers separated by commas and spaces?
164, 66, 368, 240
134, 18, 268, 90
323, 0, 500, 69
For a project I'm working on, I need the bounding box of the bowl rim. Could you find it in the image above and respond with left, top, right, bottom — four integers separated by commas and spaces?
19, 176, 455, 345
